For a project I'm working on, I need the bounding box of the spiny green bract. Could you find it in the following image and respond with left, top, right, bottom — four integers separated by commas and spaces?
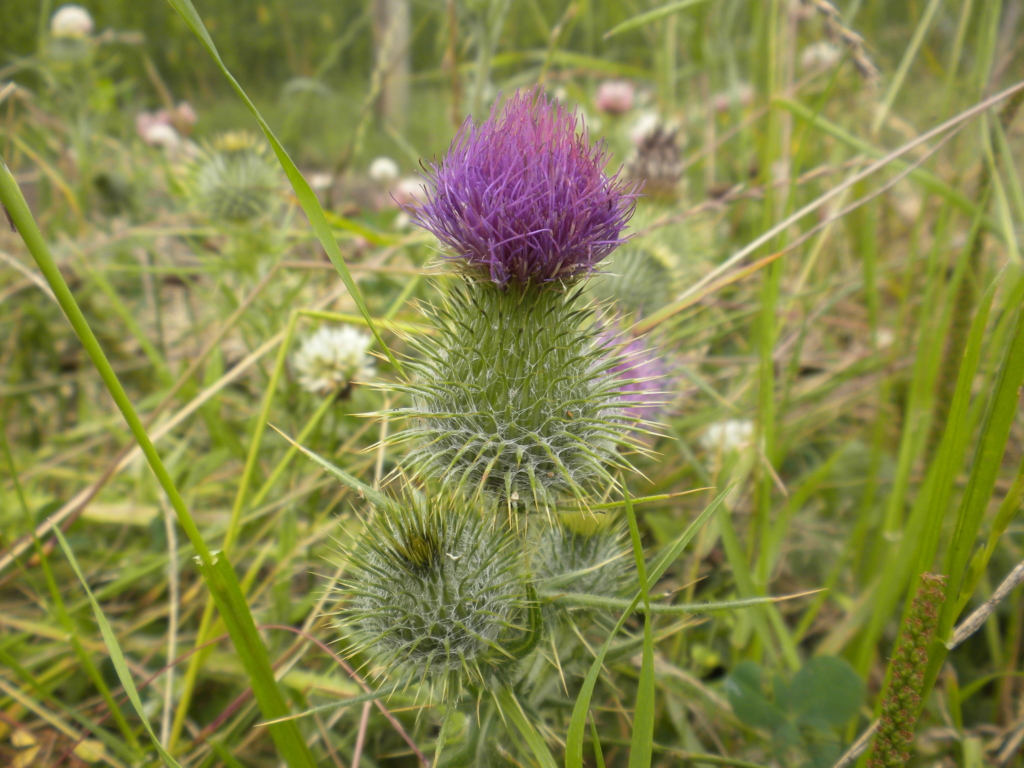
336, 495, 533, 695
530, 513, 630, 619
187, 132, 282, 224
389, 280, 646, 507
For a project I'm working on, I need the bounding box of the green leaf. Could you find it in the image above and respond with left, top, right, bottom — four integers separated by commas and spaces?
564, 486, 729, 768
163, 0, 403, 376
787, 657, 864, 730
53, 527, 184, 768
196, 553, 317, 767
724, 662, 788, 733
604, 0, 712, 39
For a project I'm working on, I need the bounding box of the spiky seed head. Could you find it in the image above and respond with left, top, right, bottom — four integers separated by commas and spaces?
406, 87, 639, 287
389, 280, 646, 507
187, 132, 281, 224
336, 495, 531, 696
292, 325, 375, 395
530, 514, 630, 621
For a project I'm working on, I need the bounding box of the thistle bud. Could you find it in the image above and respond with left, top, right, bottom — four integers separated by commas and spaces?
530, 513, 630, 616
187, 132, 282, 224
336, 495, 534, 696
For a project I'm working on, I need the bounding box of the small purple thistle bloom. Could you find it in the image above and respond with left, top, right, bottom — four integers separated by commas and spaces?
598, 322, 672, 424
406, 88, 640, 287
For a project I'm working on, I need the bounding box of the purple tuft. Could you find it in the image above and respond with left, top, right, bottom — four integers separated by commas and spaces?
406, 88, 639, 287
598, 322, 672, 424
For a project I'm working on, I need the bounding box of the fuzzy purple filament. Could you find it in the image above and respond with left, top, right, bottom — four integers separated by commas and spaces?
407, 88, 639, 286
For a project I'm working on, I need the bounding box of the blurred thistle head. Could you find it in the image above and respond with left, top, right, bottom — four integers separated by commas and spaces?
406, 87, 639, 287
589, 241, 680, 316
625, 123, 683, 200
187, 132, 282, 224
597, 320, 673, 426
390, 281, 647, 507
336, 494, 534, 696
293, 325, 374, 396
50, 5, 94, 39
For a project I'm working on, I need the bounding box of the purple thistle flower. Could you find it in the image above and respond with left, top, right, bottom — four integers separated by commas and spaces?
406, 88, 640, 287
598, 320, 672, 424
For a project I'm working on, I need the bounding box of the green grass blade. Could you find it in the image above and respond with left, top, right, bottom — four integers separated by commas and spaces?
541, 593, 800, 614
776, 98, 989, 227
623, 487, 654, 768
197, 553, 317, 768
603, 0, 711, 39
871, 0, 944, 134
564, 486, 728, 768
271, 425, 390, 508
53, 527, 184, 768
163, 0, 403, 376
494, 687, 558, 768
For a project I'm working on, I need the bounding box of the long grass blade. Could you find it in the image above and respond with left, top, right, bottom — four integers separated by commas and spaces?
53, 527, 184, 768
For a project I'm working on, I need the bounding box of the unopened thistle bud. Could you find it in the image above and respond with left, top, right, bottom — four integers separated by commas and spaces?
407, 87, 639, 288
336, 496, 534, 697
867, 573, 947, 768
589, 242, 679, 316
187, 132, 282, 224
530, 513, 630, 622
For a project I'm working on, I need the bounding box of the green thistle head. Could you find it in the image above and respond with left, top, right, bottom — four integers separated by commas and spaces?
336, 493, 534, 697
187, 132, 282, 224
388, 280, 648, 508
530, 512, 630, 622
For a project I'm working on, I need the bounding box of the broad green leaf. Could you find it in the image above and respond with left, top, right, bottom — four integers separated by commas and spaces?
787, 657, 864, 729
723, 662, 788, 733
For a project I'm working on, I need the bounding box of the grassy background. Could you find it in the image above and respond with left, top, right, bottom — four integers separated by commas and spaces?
2, 0, 1024, 766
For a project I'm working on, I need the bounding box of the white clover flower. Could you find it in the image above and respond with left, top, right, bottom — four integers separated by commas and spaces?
293, 325, 375, 395
368, 156, 400, 184
51, 4, 94, 38
701, 419, 755, 453
801, 41, 841, 71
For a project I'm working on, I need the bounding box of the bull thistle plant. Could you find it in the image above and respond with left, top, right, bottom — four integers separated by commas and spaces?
388, 88, 654, 509
326, 88, 663, 739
